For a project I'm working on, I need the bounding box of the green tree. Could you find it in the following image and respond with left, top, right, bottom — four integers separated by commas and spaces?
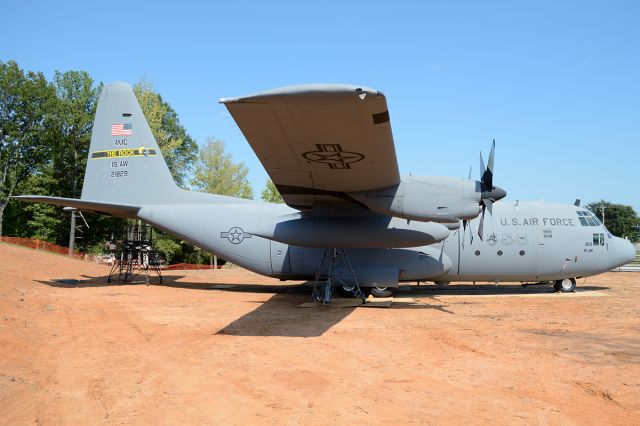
261, 179, 284, 203
191, 138, 253, 198
7, 171, 62, 241
1, 67, 203, 259
51, 71, 101, 252
133, 79, 197, 188
51, 71, 100, 198
586, 200, 639, 240
0, 60, 55, 236
153, 231, 183, 264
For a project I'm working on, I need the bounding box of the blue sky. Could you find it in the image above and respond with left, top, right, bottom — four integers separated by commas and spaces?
2, 0, 638, 211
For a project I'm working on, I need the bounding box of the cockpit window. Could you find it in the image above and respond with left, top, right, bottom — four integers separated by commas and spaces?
577, 210, 602, 227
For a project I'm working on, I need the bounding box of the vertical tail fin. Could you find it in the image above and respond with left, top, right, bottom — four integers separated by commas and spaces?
81, 82, 179, 204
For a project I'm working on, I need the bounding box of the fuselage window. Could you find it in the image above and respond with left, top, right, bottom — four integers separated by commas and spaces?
497, 250, 503, 256
475, 250, 481, 256
519, 250, 525, 256
543, 229, 552, 238
578, 217, 588, 226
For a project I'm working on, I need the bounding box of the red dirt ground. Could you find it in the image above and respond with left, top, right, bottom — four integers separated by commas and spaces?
0, 242, 638, 424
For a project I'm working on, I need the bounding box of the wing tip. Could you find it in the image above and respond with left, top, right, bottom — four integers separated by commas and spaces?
220, 84, 384, 103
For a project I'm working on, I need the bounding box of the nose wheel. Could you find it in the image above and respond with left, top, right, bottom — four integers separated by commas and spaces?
554, 277, 576, 293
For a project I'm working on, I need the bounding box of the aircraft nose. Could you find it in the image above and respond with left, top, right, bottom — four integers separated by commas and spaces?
609, 237, 636, 270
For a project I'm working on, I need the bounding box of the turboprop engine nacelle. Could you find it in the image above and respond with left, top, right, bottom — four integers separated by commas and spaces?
348, 175, 483, 223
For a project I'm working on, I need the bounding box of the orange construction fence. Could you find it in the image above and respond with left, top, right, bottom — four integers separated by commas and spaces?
165, 263, 222, 270
0, 236, 84, 260
1, 237, 222, 270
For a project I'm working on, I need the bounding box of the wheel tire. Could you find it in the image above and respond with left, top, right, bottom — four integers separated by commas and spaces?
335, 284, 357, 298
370, 286, 394, 298
554, 278, 576, 293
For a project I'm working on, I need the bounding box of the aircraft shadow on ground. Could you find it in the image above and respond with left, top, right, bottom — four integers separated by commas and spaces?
35, 274, 609, 296
35, 275, 358, 337
215, 288, 460, 337
217, 292, 357, 337
399, 284, 610, 296
36, 273, 311, 293
33, 275, 609, 337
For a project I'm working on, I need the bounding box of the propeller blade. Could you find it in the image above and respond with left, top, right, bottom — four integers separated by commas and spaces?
467, 166, 472, 180
486, 198, 493, 215
478, 205, 486, 240
462, 219, 467, 248
479, 139, 496, 190
487, 139, 495, 176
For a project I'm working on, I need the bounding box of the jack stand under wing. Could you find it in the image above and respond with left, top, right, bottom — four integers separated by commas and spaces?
312, 248, 366, 305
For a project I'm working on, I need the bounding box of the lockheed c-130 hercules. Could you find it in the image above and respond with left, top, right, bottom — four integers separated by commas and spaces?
15, 82, 635, 301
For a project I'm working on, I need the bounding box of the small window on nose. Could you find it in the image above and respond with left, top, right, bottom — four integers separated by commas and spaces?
593, 233, 605, 246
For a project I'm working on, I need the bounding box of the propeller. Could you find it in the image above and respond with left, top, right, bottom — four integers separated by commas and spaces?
461, 166, 472, 248
461, 165, 475, 248
477, 139, 506, 240
461, 218, 474, 248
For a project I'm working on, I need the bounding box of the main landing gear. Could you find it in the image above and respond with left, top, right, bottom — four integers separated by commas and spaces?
521, 277, 577, 293
312, 248, 365, 305
336, 285, 395, 298
553, 277, 576, 293
369, 286, 394, 298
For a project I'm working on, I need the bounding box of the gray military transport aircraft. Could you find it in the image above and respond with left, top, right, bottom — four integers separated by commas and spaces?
15, 82, 635, 300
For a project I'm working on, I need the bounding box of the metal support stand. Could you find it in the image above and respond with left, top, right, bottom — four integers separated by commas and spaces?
108, 224, 162, 285
312, 248, 365, 305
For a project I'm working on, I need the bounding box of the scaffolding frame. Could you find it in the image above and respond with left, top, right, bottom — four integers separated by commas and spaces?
312, 248, 365, 305
108, 223, 162, 284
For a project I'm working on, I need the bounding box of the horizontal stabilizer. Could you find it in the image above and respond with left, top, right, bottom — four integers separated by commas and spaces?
12, 195, 140, 218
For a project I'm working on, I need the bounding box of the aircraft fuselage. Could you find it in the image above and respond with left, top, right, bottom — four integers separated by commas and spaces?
137, 199, 634, 287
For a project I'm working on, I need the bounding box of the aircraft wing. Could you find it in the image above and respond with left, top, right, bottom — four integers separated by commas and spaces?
220, 84, 400, 209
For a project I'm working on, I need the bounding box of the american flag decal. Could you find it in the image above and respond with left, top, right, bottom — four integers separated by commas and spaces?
111, 123, 132, 136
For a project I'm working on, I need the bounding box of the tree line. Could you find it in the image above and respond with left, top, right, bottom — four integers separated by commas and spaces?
1, 60, 637, 264
0, 60, 283, 263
